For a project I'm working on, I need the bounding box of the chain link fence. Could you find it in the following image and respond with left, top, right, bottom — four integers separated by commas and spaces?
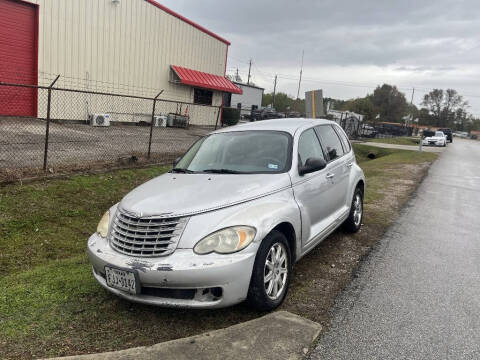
0, 77, 221, 182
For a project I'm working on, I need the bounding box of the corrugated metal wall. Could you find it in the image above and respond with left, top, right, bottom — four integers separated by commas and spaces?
30, 0, 226, 123
231, 84, 264, 116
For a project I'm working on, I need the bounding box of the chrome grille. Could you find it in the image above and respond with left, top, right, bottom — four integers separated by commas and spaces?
109, 208, 188, 257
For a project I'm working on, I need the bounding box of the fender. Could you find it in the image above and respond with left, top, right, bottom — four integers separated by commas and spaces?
177, 188, 302, 256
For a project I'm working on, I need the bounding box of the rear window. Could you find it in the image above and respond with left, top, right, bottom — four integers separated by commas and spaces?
334, 126, 351, 153
315, 125, 345, 161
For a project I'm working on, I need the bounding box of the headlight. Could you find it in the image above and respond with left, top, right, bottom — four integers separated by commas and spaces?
97, 210, 110, 238
193, 226, 256, 255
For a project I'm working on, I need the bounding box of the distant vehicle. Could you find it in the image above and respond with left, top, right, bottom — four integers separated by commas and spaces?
251, 108, 279, 121
453, 131, 469, 138
422, 131, 447, 147
438, 128, 453, 143
286, 111, 302, 118
360, 124, 377, 138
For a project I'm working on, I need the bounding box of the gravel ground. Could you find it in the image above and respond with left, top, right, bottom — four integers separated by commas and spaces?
0, 117, 210, 170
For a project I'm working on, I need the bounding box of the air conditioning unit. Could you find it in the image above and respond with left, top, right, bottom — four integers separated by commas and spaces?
153, 115, 167, 127
90, 113, 111, 127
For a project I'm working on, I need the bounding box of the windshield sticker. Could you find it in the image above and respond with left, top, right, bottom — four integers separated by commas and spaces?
268, 163, 279, 169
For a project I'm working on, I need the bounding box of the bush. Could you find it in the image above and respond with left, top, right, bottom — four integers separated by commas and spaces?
222, 107, 240, 126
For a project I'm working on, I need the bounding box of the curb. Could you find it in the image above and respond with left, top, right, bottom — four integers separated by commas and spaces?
46, 311, 321, 360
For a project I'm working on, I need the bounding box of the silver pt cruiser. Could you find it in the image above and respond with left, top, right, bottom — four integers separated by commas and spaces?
88, 118, 365, 310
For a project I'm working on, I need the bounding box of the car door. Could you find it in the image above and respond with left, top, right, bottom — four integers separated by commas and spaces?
332, 125, 356, 207
314, 125, 351, 217
291, 128, 336, 247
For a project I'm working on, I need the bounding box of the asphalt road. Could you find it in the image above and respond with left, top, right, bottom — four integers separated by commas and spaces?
311, 138, 480, 359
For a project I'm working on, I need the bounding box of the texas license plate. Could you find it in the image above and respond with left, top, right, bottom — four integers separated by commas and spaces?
105, 266, 138, 294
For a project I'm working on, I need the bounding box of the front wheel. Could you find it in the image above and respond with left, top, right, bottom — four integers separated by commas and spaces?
247, 231, 292, 311
343, 187, 364, 233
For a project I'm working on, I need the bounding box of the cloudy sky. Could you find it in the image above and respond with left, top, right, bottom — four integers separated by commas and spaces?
161, 0, 480, 115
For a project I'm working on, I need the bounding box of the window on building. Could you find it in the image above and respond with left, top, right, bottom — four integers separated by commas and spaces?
223, 93, 232, 107
194, 88, 213, 105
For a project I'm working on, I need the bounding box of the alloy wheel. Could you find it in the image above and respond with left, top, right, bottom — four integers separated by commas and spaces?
353, 193, 363, 227
264, 243, 288, 300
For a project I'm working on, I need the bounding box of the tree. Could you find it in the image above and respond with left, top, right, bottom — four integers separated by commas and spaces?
421, 89, 468, 127
371, 84, 408, 123
262, 92, 305, 114
340, 96, 376, 122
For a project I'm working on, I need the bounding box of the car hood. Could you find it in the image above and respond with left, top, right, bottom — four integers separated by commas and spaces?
119, 172, 292, 218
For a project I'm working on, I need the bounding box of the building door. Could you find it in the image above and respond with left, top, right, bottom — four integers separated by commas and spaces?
0, 0, 38, 116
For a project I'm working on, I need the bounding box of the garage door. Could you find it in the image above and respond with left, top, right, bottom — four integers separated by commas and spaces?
0, 0, 38, 117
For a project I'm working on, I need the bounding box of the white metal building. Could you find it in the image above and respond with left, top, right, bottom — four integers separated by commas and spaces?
0, 0, 242, 124
226, 82, 264, 116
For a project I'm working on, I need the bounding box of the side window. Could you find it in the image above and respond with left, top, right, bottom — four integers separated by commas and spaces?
335, 126, 351, 153
297, 129, 325, 167
315, 125, 345, 161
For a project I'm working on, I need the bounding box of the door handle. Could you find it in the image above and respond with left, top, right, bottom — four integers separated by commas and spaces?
326, 173, 335, 179
346, 162, 353, 168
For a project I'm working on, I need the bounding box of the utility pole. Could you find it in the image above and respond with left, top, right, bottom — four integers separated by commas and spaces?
247, 59, 252, 85
295, 50, 304, 112
410, 87, 422, 153
272, 75, 277, 108
235, 68, 239, 82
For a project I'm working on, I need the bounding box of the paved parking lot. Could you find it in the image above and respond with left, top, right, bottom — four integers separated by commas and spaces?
0, 117, 210, 170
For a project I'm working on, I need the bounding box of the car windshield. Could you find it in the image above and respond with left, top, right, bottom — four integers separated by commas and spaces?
435, 131, 444, 137
174, 131, 291, 174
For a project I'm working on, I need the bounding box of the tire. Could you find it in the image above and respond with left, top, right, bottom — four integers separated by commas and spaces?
247, 230, 292, 311
343, 187, 364, 233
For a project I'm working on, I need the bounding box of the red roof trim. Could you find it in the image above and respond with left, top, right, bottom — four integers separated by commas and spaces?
145, 0, 230, 45
171, 65, 242, 94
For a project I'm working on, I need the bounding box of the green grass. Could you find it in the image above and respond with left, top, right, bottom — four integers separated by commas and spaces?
365, 136, 420, 146
0, 166, 170, 275
353, 144, 437, 205
0, 150, 438, 358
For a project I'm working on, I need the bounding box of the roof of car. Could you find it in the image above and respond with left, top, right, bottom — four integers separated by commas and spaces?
214, 118, 336, 135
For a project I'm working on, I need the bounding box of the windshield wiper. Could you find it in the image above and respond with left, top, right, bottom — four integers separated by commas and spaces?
170, 168, 195, 174
201, 169, 244, 174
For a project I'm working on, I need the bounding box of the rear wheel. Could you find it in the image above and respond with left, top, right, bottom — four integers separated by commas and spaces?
343, 187, 363, 233
247, 231, 292, 311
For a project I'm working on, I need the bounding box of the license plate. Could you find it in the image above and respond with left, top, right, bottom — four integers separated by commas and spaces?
105, 266, 138, 294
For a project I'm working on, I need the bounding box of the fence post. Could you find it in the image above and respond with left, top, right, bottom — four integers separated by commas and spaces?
43, 75, 60, 171
147, 90, 164, 159
214, 106, 221, 130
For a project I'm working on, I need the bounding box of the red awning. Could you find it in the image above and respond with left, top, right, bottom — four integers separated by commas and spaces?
171, 65, 242, 94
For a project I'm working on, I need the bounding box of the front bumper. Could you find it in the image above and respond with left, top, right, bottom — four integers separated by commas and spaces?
87, 233, 257, 308
422, 140, 444, 146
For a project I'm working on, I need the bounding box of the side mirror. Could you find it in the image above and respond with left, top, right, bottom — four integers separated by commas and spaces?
172, 157, 181, 168
299, 157, 327, 176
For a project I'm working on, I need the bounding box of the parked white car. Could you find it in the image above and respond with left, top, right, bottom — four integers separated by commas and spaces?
422, 131, 447, 147
88, 119, 365, 310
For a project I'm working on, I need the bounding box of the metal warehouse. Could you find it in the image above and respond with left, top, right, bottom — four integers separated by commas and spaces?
0, 0, 242, 125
